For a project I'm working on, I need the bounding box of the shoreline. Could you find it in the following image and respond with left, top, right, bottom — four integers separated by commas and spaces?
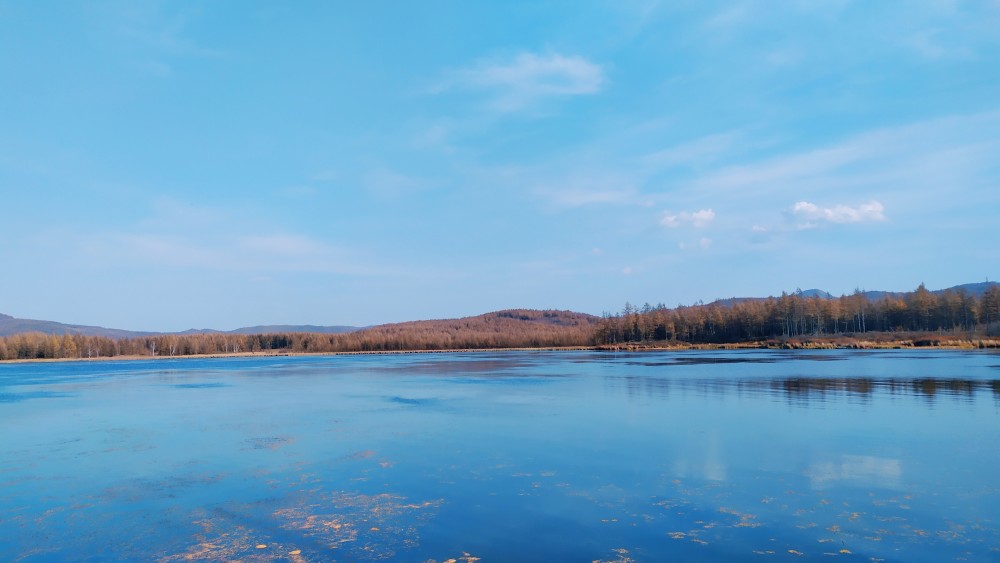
2, 338, 998, 365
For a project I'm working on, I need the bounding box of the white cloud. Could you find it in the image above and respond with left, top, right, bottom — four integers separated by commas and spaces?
438, 52, 605, 111
790, 200, 886, 225
661, 208, 715, 228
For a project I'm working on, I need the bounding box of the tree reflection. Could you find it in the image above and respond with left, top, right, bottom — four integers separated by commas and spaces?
609, 375, 1000, 404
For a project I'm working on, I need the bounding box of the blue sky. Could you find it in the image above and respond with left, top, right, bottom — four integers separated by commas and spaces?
2, 1, 998, 331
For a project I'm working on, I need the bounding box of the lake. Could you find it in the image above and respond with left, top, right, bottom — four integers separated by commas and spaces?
1, 350, 998, 561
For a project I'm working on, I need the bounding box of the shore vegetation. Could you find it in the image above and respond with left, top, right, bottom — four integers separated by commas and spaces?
2, 285, 999, 362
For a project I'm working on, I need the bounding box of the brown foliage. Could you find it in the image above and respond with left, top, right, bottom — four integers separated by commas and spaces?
595, 286, 997, 346
0, 310, 597, 361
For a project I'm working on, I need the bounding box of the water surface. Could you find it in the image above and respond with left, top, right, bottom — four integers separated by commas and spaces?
1, 350, 998, 561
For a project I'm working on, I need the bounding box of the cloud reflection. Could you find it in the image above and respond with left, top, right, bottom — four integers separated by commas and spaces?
809, 455, 902, 488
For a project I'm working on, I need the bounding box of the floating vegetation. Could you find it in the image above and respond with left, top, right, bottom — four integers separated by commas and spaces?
719, 506, 762, 528
160, 489, 441, 561
273, 491, 441, 559
592, 547, 635, 563
426, 552, 481, 563
161, 517, 276, 561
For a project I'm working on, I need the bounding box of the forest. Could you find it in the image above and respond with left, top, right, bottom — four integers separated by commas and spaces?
595, 284, 1000, 347
1, 285, 999, 361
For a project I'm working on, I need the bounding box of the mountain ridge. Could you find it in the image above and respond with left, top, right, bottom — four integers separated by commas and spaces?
2, 281, 995, 338
0, 316, 360, 338
711, 281, 997, 308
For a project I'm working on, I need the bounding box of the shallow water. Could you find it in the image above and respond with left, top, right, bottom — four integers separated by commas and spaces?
1, 350, 998, 561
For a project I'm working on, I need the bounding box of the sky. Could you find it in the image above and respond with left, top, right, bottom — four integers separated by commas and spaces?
1, 1, 999, 331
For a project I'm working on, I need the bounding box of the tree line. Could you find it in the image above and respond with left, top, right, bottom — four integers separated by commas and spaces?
595, 284, 1000, 346
3, 286, 1000, 361
0, 309, 597, 361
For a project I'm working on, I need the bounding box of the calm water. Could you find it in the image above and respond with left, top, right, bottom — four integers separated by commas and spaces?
1, 350, 999, 562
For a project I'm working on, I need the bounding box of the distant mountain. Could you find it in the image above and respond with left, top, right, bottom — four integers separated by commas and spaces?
0, 313, 359, 338
0, 313, 153, 338
856, 282, 997, 302
713, 288, 831, 308
931, 281, 998, 298
709, 282, 998, 308
3, 281, 996, 339
227, 325, 358, 335
799, 289, 834, 299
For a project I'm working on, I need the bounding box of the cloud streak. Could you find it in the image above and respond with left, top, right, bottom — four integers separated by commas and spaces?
437, 52, 605, 111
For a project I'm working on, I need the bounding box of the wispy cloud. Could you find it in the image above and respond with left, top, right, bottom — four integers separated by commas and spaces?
240, 234, 330, 257
904, 29, 974, 60
436, 52, 605, 112
678, 237, 712, 251
546, 187, 640, 207
139, 197, 231, 229
363, 167, 436, 199
279, 185, 320, 198
704, 3, 752, 30
691, 111, 1000, 201
661, 209, 715, 228
79, 231, 383, 276
113, 5, 226, 58
642, 132, 741, 169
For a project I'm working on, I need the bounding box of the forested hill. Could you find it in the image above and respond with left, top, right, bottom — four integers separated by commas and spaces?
597, 282, 1000, 346
0, 309, 598, 360
332, 309, 598, 351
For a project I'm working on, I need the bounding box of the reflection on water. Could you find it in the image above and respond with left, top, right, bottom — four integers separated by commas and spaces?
1, 350, 998, 561
611, 374, 1000, 404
